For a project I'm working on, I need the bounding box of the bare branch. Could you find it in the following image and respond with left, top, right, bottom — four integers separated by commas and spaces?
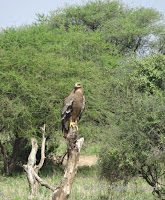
33, 169, 55, 191
24, 126, 47, 198
35, 124, 46, 171
28, 138, 38, 167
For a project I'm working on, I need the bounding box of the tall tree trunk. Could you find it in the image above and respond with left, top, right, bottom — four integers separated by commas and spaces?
3, 154, 9, 175
0, 141, 9, 174
0, 136, 27, 176
8, 137, 27, 175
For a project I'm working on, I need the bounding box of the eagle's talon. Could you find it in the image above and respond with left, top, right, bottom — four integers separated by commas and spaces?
70, 122, 76, 128
75, 125, 78, 130
69, 122, 78, 130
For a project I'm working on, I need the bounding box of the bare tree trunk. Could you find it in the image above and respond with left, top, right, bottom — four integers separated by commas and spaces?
52, 127, 84, 200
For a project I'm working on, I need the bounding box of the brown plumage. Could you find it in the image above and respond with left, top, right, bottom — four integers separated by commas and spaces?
61, 82, 85, 138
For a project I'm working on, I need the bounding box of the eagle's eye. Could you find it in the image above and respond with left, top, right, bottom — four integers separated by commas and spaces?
75, 83, 82, 88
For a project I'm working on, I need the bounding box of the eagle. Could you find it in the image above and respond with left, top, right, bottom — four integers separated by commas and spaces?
61, 82, 85, 139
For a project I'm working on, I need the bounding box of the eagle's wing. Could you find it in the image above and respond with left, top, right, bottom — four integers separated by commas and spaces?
61, 95, 74, 130
78, 95, 85, 121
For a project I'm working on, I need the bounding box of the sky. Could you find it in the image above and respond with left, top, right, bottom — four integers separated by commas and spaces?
0, 0, 165, 29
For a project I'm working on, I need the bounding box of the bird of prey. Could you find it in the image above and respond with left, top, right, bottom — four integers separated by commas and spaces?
61, 82, 85, 139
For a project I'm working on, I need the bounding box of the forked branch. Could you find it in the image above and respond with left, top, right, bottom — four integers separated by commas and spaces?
24, 125, 84, 200
23, 125, 54, 199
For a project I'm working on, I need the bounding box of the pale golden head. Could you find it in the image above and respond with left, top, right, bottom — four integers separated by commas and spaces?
75, 82, 83, 89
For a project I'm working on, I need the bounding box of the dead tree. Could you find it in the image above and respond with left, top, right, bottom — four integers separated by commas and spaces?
24, 125, 84, 200
52, 127, 84, 200
23, 125, 55, 199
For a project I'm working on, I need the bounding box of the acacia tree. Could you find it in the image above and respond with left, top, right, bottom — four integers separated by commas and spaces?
48, 0, 163, 54
99, 53, 165, 199
0, 21, 118, 175
0, 0, 165, 177
0, 78, 58, 175
0, 27, 60, 175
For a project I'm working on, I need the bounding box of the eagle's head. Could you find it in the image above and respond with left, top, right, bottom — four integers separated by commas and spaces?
75, 82, 83, 89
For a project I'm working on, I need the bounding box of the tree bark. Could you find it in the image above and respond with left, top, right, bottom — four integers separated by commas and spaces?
8, 137, 27, 175
52, 127, 84, 200
0, 141, 9, 175
0, 135, 27, 176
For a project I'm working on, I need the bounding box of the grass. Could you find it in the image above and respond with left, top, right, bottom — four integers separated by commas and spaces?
0, 166, 155, 200
56, 139, 101, 156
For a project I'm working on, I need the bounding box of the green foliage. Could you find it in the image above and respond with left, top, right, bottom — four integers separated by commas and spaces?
48, 0, 123, 30
0, 4, 164, 196
130, 53, 165, 93
47, 0, 163, 54
0, 10, 120, 173
102, 7, 163, 54
99, 53, 165, 199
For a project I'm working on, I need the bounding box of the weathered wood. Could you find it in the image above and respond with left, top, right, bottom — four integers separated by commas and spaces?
23, 125, 55, 199
24, 124, 84, 200
35, 124, 46, 172
23, 138, 39, 198
52, 127, 84, 200
33, 169, 55, 191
